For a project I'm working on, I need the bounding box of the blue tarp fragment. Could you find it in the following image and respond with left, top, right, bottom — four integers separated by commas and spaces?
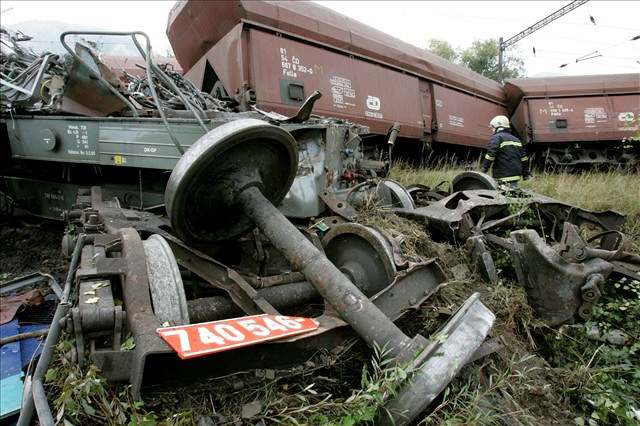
1, 319, 23, 419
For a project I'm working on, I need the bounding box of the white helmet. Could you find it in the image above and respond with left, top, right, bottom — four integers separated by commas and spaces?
489, 115, 510, 129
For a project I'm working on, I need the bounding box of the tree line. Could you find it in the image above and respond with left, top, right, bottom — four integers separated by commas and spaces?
427, 38, 525, 81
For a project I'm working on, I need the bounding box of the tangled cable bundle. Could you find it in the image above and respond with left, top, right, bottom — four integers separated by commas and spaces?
124, 64, 229, 112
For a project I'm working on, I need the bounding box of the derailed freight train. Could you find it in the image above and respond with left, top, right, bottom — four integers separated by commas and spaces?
505, 74, 640, 167
1, 25, 498, 426
166, 0, 507, 156
167, 0, 640, 166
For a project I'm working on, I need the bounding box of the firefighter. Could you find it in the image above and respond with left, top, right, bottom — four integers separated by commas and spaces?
481, 115, 530, 187
621, 136, 638, 160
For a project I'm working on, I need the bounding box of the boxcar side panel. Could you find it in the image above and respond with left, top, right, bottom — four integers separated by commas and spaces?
523, 94, 640, 143
431, 85, 505, 148
247, 28, 426, 138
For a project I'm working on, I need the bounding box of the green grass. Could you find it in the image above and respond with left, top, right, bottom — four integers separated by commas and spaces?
391, 164, 640, 253
390, 164, 640, 216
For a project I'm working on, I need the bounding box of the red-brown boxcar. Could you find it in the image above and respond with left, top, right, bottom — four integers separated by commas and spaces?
166, 0, 507, 151
505, 74, 640, 166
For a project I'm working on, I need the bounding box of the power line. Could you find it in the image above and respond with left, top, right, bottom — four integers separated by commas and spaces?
554, 34, 639, 69
501, 0, 589, 49
516, 33, 635, 46
554, 22, 640, 31
498, 0, 589, 80
523, 50, 639, 61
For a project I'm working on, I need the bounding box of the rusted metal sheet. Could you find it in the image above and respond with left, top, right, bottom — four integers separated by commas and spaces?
57, 43, 130, 117
432, 85, 505, 147
511, 93, 640, 144
183, 24, 245, 101
167, 0, 505, 104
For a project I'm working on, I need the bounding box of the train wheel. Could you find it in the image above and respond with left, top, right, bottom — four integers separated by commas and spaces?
322, 223, 397, 296
143, 234, 190, 325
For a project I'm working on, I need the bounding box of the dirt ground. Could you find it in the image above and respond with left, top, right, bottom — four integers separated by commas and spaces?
0, 218, 67, 281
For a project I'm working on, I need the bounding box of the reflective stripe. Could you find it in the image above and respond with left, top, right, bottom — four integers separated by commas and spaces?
499, 140, 522, 148
497, 175, 521, 182
521, 156, 529, 161
485, 154, 495, 161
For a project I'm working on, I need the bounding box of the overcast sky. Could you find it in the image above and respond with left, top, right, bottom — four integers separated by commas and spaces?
2, 0, 638, 76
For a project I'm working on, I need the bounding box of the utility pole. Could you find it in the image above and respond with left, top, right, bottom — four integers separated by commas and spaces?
498, 37, 504, 80
498, 0, 589, 81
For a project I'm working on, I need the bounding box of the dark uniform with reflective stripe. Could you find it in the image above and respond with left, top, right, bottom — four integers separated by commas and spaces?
481, 129, 530, 186
622, 137, 638, 159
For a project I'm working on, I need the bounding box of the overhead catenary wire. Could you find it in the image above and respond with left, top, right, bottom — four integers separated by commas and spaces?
554, 34, 640, 69
552, 21, 640, 31
497, 0, 590, 80
521, 48, 638, 60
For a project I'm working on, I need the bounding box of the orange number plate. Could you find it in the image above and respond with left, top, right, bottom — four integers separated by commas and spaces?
156, 314, 319, 359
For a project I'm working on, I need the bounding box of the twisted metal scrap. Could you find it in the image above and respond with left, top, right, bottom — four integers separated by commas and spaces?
0, 26, 65, 112
1, 27, 230, 117
125, 64, 229, 112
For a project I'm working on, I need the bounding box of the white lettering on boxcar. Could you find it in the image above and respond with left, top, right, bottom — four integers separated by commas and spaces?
279, 47, 314, 79
448, 115, 465, 128
539, 101, 574, 118
329, 76, 356, 109
584, 107, 608, 127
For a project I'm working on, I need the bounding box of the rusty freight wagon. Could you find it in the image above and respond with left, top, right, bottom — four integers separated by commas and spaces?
166, 0, 507, 157
505, 74, 640, 167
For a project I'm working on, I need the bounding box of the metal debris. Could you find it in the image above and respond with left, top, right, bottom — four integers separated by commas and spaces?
0, 26, 65, 112
1, 27, 500, 426
1, 27, 229, 117
11, 117, 495, 426
510, 222, 640, 325
400, 172, 639, 326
